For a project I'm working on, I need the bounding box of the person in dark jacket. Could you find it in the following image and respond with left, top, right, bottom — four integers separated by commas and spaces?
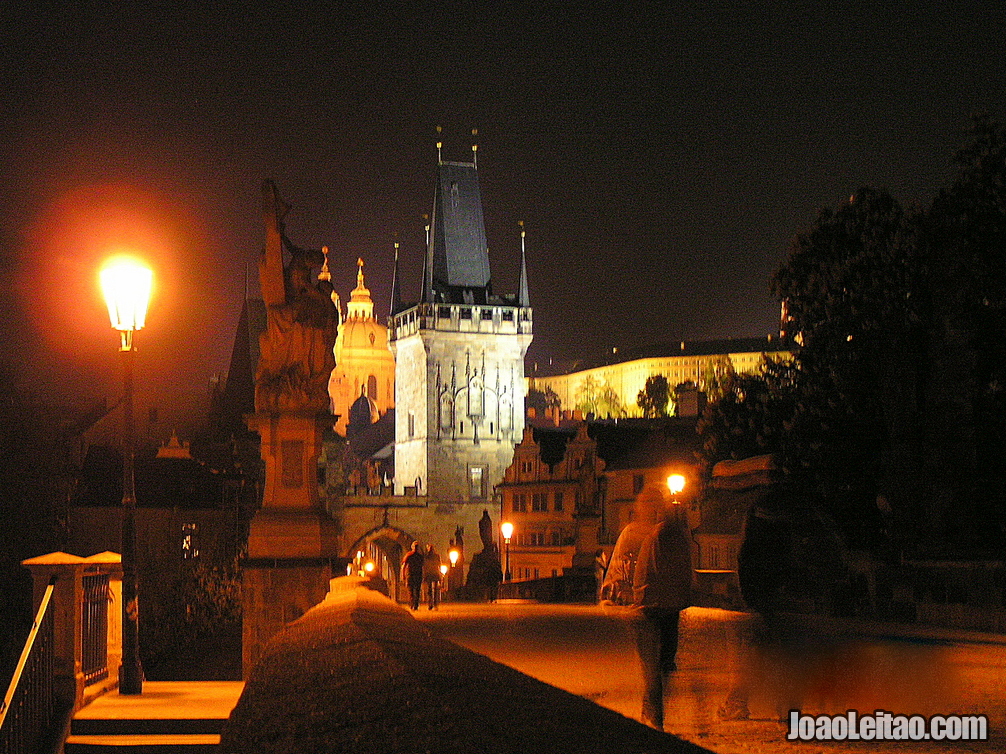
401, 541, 425, 610
423, 544, 443, 609
631, 487, 693, 730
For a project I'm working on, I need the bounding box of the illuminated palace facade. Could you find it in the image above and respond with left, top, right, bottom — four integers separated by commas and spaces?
528, 336, 793, 417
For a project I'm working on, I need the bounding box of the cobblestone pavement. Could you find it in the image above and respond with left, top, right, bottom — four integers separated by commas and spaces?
417, 602, 1005, 754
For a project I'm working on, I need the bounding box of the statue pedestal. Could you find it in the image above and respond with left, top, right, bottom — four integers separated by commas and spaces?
245, 412, 339, 559
242, 412, 343, 676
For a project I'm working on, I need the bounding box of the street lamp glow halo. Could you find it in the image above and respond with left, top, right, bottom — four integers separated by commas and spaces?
500, 521, 514, 542
100, 256, 153, 335
666, 474, 686, 496
448, 549, 460, 566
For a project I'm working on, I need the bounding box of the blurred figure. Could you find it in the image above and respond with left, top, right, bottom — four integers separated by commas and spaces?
423, 544, 442, 609
593, 549, 608, 602
718, 503, 794, 720
631, 486, 693, 730
600, 486, 664, 605
401, 541, 425, 611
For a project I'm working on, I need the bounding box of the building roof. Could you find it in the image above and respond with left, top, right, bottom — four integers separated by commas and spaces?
425, 160, 492, 302
524, 418, 702, 471
212, 296, 266, 436
73, 446, 229, 509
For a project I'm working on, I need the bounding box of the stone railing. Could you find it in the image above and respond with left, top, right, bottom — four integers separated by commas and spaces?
20, 552, 123, 712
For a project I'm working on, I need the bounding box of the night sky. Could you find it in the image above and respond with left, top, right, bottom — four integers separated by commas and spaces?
2, 1, 1003, 433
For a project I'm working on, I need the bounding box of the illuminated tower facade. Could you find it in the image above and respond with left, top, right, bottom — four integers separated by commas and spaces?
328, 258, 395, 435
389, 153, 532, 503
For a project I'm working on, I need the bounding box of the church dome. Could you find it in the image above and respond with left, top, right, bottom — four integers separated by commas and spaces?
348, 389, 380, 429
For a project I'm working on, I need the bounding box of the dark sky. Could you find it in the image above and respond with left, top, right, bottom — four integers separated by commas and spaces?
2, 1, 1003, 433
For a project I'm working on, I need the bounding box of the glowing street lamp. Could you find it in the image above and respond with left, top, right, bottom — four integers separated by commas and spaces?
100, 256, 153, 696
448, 548, 460, 568
500, 521, 514, 583
667, 473, 686, 503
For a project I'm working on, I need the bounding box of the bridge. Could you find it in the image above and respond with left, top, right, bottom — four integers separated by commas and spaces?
7, 577, 999, 753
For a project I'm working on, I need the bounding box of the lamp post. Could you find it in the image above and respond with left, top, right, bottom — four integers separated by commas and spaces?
500, 521, 514, 583
447, 548, 460, 593
101, 256, 152, 696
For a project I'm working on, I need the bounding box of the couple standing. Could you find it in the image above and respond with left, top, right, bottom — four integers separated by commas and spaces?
401, 542, 443, 610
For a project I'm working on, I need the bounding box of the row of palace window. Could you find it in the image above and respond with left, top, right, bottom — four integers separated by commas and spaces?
514, 530, 570, 547
511, 490, 582, 513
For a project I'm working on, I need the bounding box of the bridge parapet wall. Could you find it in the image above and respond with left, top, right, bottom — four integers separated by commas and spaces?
220, 579, 705, 753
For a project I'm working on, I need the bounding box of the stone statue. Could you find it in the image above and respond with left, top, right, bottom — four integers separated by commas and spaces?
465, 510, 503, 602
255, 180, 339, 414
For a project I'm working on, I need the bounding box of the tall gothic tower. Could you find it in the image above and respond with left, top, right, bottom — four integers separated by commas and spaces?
389, 154, 532, 501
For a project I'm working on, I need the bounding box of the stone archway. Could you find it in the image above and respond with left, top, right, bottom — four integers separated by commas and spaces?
346, 525, 415, 603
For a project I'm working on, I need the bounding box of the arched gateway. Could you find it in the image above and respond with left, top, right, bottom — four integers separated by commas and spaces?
345, 525, 414, 603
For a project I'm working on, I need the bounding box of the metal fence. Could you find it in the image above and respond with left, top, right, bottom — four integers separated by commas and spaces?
81, 574, 110, 686
0, 579, 56, 754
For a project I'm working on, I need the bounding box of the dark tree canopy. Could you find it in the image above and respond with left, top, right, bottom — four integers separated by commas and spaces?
636, 374, 670, 418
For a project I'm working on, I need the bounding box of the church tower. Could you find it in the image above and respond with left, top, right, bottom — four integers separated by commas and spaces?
389, 145, 532, 501
328, 257, 396, 435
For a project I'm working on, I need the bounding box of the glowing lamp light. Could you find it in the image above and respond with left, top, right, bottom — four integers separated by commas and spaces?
363, 561, 375, 574
100, 257, 152, 350
500, 521, 514, 542
667, 474, 686, 498
448, 549, 460, 566
439, 564, 448, 576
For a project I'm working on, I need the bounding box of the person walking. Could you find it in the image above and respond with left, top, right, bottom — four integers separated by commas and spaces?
423, 544, 443, 609
632, 486, 693, 731
401, 541, 425, 610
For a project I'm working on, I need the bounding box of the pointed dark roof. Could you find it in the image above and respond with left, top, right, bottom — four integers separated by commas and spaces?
389, 242, 404, 317
211, 297, 266, 437
518, 229, 530, 308
423, 160, 492, 304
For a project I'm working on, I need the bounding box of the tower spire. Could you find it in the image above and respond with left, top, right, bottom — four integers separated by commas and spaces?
436, 125, 443, 164
390, 241, 403, 317
518, 221, 530, 307
471, 128, 478, 169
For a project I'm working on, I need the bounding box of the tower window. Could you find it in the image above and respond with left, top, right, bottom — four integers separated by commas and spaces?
408, 412, 415, 438
367, 375, 377, 400
469, 466, 485, 498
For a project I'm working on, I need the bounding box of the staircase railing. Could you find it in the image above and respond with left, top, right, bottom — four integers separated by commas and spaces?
0, 577, 56, 754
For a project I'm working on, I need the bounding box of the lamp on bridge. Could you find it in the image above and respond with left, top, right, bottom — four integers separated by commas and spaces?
447, 548, 461, 593
100, 255, 153, 696
500, 521, 514, 583
666, 473, 686, 503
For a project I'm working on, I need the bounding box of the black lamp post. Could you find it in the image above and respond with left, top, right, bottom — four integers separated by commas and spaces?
101, 257, 152, 695
500, 521, 513, 583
